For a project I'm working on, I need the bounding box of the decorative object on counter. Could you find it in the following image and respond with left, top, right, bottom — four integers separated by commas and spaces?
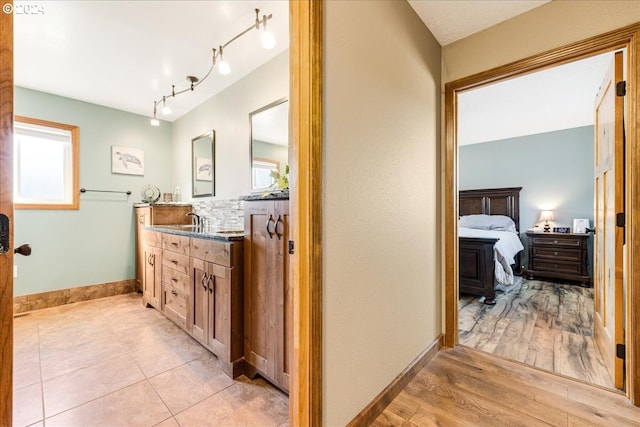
269, 164, 289, 191
80, 188, 131, 196
149, 8, 276, 127
173, 185, 181, 203
553, 227, 571, 233
141, 185, 160, 203
163, 193, 173, 203
573, 218, 590, 234
111, 146, 144, 175
539, 210, 554, 232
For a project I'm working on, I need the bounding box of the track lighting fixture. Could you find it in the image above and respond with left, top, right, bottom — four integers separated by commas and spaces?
150, 9, 274, 126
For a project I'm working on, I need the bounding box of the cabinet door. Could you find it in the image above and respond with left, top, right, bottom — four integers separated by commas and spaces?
273, 201, 291, 391
244, 201, 276, 377
143, 245, 161, 308
190, 257, 209, 345
208, 263, 231, 357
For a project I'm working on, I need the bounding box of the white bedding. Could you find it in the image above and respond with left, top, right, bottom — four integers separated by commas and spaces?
459, 227, 524, 286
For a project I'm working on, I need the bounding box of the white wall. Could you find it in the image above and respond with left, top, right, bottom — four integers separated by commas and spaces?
443, 1, 640, 83
171, 51, 289, 200
323, 1, 441, 425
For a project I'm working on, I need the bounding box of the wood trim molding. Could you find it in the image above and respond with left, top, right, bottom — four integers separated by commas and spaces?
289, 1, 323, 426
443, 23, 640, 406
347, 337, 442, 427
0, 3, 13, 426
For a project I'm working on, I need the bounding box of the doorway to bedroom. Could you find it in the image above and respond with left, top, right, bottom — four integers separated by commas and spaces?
455, 50, 625, 391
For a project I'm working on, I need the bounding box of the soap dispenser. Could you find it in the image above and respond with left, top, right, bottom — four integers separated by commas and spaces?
173, 185, 181, 203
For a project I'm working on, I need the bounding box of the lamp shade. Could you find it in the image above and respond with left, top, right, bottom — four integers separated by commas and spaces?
540, 210, 554, 222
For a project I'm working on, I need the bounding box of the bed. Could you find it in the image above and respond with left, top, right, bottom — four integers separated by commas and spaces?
459, 187, 524, 305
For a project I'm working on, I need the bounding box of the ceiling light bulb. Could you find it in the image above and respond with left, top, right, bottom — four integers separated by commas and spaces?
218, 46, 231, 75
261, 30, 276, 49
162, 104, 172, 115
218, 59, 231, 75
150, 118, 160, 126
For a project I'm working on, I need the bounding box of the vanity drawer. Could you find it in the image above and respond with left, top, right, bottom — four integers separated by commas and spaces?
161, 266, 190, 293
162, 282, 188, 330
162, 250, 190, 275
190, 238, 234, 267
162, 234, 190, 255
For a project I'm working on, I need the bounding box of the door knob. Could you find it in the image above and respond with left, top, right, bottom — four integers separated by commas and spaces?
14, 243, 31, 256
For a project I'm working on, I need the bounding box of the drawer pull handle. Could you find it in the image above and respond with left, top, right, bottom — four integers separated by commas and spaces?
553, 240, 558, 244
171, 242, 178, 246
554, 252, 558, 256
201, 273, 208, 290
171, 289, 178, 296
275, 215, 284, 240
266, 214, 275, 238
171, 259, 178, 265
208, 275, 214, 294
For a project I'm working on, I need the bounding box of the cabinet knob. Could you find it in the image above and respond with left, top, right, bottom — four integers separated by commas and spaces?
171, 289, 178, 296
554, 252, 558, 256
553, 240, 558, 244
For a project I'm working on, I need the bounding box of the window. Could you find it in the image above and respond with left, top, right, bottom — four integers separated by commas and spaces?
14, 116, 79, 210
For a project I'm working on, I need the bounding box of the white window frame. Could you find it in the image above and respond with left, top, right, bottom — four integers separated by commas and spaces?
14, 116, 79, 210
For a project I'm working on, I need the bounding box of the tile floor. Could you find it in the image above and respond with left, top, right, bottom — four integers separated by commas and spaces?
13, 292, 289, 427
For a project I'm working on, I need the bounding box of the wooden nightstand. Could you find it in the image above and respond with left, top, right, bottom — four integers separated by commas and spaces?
526, 232, 590, 286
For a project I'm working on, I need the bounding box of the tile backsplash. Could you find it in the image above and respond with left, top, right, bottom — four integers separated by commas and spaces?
191, 199, 245, 231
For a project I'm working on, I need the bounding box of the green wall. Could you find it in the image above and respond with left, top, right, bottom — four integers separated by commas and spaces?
13, 87, 173, 296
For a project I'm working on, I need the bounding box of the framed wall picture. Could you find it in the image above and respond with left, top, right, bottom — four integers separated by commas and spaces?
195, 157, 213, 181
111, 146, 144, 176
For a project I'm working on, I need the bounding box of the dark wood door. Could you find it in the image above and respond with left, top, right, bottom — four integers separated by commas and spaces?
0, 5, 13, 425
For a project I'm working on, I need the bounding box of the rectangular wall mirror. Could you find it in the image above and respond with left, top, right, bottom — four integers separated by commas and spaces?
192, 130, 215, 197
250, 98, 288, 192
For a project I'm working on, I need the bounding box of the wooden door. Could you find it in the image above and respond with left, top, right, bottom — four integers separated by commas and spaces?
274, 200, 291, 391
208, 263, 231, 357
244, 201, 275, 377
593, 51, 625, 389
190, 257, 208, 345
143, 245, 161, 308
0, 4, 13, 425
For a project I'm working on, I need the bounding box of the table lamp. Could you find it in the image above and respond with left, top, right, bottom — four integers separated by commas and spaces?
540, 210, 554, 232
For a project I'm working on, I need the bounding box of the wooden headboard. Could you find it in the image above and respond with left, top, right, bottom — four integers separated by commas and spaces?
459, 187, 522, 232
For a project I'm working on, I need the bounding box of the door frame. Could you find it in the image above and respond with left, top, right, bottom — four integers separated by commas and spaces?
0, 2, 13, 426
443, 23, 640, 405
289, 1, 323, 426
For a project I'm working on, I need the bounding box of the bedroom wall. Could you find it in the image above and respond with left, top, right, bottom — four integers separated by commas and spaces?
323, 1, 441, 425
459, 126, 594, 269
13, 87, 173, 296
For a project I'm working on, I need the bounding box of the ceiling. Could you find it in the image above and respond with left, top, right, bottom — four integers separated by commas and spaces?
14, 1, 612, 142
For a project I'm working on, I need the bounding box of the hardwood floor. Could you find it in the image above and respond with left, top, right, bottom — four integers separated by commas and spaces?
458, 277, 613, 389
373, 346, 640, 426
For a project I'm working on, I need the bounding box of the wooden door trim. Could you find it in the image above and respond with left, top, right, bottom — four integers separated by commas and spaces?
289, 1, 323, 426
443, 23, 640, 405
0, 3, 13, 426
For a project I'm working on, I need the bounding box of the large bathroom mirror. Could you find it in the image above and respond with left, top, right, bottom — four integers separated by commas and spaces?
250, 98, 289, 192
192, 130, 215, 197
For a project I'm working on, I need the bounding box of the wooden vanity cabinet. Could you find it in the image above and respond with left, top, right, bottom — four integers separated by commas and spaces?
243, 199, 290, 392
189, 238, 244, 377
135, 204, 192, 291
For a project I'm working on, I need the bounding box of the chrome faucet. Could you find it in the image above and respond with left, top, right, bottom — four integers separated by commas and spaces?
186, 212, 201, 227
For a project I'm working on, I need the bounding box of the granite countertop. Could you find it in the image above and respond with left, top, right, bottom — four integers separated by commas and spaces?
147, 224, 244, 242
241, 190, 289, 201
134, 202, 193, 207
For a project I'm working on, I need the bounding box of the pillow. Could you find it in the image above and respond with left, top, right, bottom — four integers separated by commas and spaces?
459, 214, 516, 232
